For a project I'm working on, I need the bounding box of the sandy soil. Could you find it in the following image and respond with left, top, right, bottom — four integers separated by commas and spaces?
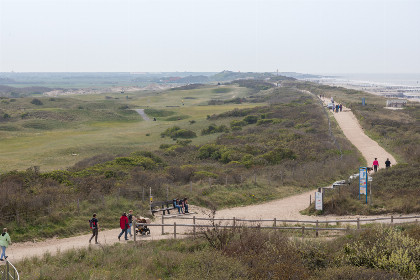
4, 93, 409, 263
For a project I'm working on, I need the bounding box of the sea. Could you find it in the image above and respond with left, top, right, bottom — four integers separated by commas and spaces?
308, 73, 420, 100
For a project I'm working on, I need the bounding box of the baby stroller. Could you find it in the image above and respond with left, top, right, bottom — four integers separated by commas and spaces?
136, 218, 150, 235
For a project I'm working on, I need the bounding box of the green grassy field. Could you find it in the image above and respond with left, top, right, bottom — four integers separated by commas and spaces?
0, 85, 259, 171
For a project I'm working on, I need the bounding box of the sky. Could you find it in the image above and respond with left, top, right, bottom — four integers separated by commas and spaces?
0, 0, 419, 73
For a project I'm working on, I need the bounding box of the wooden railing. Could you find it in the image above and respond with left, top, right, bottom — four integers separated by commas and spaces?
133, 215, 420, 240
0, 260, 19, 280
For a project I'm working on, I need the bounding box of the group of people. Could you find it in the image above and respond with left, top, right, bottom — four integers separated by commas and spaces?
117, 210, 135, 241
372, 157, 392, 172
88, 209, 136, 244
332, 103, 343, 112
173, 198, 189, 214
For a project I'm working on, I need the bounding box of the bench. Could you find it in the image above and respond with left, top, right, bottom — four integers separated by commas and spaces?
150, 200, 175, 216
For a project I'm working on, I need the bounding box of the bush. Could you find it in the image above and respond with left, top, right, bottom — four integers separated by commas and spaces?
31, 98, 43, 105
201, 124, 229, 135
161, 126, 196, 139
342, 225, 420, 278
230, 120, 247, 130
243, 115, 258, 124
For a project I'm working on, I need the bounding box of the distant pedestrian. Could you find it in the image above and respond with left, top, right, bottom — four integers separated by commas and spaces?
183, 198, 189, 214
118, 212, 129, 241
372, 158, 379, 172
339, 104, 343, 112
336, 104, 339, 113
385, 158, 391, 168
331, 97, 334, 103
0, 228, 11, 261
127, 210, 134, 237
332, 105, 335, 112
89, 213, 99, 244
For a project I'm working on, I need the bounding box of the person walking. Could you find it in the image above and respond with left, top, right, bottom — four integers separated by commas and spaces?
118, 212, 129, 241
0, 228, 11, 261
339, 104, 343, 112
372, 158, 379, 172
127, 210, 134, 237
335, 104, 339, 113
385, 158, 391, 168
89, 213, 99, 244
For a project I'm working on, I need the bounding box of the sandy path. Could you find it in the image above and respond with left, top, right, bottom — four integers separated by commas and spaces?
320, 96, 397, 167
6, 93, 405, 263
133, 109, 150, 121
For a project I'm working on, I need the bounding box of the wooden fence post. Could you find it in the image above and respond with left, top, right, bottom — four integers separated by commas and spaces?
162, 215, 165, 235
133, 221, 136, 242
274, 218, 277, 227
315, 220, 319, 237
193, 216, 196, 236
391, 215, 394, 224
190, 181, 192, 193
233, 217, 236, 229
357, 218, 360, 229
302, 226, 305, 238
174, 222, 177, 239
309, 195, 311, 206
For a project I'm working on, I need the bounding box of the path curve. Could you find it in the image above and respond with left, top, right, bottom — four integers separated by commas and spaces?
7, 93, 405, 262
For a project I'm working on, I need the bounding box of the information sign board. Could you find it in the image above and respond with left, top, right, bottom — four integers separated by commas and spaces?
359, 167, 368, 203
315, 191, 323, 211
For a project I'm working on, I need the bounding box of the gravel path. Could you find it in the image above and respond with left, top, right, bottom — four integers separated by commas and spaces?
7, 94, 406, 263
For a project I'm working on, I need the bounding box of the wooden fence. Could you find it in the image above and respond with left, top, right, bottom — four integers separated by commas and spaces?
133, 215, 420, 240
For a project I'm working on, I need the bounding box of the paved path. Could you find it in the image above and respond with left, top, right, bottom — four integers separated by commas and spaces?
7, 94, 406, 263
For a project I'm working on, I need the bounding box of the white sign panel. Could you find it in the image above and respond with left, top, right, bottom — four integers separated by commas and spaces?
315, 191, 323, 211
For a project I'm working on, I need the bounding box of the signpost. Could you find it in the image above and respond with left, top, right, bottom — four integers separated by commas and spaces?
359, 167, 367, 204
315, 191, 323, 211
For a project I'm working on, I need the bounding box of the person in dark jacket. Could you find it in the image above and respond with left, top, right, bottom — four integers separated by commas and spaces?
89, 213, 99, 244
118, 212, 129, 241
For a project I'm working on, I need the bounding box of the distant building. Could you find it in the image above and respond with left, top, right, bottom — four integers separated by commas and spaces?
386, 99, 407, 108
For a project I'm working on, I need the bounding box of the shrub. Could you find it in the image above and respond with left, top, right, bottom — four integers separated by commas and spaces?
243, 115, 258, 124
230, 120, 247, 130
161, 126, 196, 139
31, 98, 43, 105
198, 144, 224, 160
201, 124, 229, 135
342, 225, 420, 278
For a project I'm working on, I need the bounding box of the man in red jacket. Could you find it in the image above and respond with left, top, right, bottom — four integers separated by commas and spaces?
118, 212, 129, 241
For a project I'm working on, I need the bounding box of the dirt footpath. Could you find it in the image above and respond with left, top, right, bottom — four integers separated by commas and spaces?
6, 94, 404, 263
320, 96, 396, 168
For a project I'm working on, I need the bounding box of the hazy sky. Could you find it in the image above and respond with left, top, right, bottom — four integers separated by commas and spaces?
1, 0, 419, 73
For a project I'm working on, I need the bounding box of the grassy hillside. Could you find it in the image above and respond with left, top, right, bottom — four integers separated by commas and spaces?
0, 82, 362, 241
16, 224, 420, 279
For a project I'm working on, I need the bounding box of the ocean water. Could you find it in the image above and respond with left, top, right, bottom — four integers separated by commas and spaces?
334, 73, 420, 87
